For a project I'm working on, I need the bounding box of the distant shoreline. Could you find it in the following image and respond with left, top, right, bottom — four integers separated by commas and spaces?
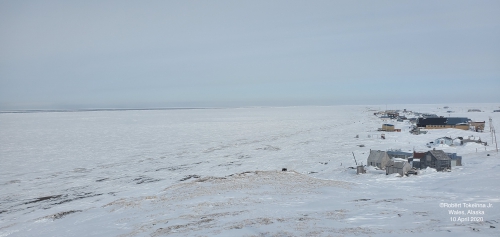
0, 107, 219, 114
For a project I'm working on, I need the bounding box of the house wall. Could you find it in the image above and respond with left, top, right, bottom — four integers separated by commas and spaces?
386, 163, 411, 176
382, 124, 395, 131
436, 160, 451, 171
425, 125, 469, 130
367, 151, 391, 169
470, 122, 485, 131
412, 160, 420, 169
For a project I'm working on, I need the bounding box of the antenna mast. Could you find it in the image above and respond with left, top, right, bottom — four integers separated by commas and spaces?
490, 117, 498, 153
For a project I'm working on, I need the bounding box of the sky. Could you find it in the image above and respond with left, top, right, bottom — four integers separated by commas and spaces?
1, 0, 499, 110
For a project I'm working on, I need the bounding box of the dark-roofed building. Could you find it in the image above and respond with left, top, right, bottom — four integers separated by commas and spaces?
417, 117, 470, 130
420, 150, 451, 171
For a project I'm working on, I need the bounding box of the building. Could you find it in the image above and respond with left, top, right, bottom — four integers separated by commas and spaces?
420, 150, 451, 171
417, 117, 470, 130
412, 159, 421, 169
367, 150, 391, 169
387, 112, 399, 119
387, 150, 413, 159
469, 121, 485, 132
468, 109, 481, 112
447, 153, 462, 166
386, 158, 412, 176
431, 137, 455, 146
412, 151, 426, 159
381, 124, 395, 132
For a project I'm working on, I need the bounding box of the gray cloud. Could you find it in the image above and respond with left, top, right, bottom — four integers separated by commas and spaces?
1, 0, 499, 109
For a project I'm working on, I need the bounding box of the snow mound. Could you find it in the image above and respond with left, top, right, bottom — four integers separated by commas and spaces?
419, 167, 437, 174
101, 171, 354, 236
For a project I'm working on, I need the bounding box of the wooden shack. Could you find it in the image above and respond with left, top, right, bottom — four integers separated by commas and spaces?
420, 150, 451, 171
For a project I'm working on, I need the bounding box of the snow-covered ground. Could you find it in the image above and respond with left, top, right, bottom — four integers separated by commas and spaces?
1, 104, 499, 236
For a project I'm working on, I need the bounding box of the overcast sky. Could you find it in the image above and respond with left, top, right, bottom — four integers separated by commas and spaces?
1, 0, 499, 110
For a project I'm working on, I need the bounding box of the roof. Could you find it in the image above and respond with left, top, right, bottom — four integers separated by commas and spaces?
445, 117, 470, 125
417, 117, 446, 126
428, 150, 451, 161
387, 150, 412, 157
383, 124, 394, 126
417, 117, 470, 127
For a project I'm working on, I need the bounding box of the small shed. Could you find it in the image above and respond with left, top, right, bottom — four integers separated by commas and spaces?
434, 137, 454, 146
382, 124, 395, 132
412, 159, 421, 169
367, 150, 391, 169
356, 165, 366, 174
447, 153, 462, 166
386, 158, 412, 176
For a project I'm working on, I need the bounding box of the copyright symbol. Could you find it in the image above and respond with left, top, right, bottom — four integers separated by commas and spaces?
439, 203, 444, 208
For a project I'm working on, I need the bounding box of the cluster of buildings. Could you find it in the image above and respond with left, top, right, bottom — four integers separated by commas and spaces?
416, 117, 485, 132
363, 108, 492, 177
427, 136, 487, 147
366, 149, 462, 176
375, 109, 486, 133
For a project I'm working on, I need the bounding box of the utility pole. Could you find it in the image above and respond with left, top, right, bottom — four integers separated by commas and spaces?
490, 117, 494, 146
490, 117, 498, 153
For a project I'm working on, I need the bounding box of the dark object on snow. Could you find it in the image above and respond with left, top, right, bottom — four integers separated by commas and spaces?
356, 165, 366, 174
487, 154, 490, 156
282, 168, 287, 171
407, 169, 418, 175
491, 226, 496, 228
